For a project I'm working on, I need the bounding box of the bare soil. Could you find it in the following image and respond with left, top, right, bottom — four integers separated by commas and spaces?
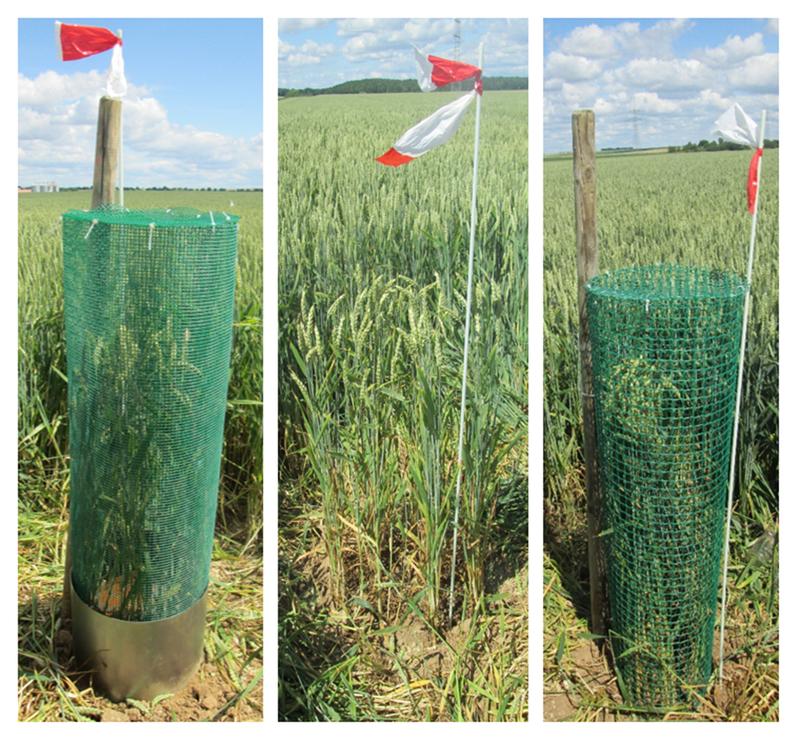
93, 662, 262, 722
543, 637, 620, 721
294, 542, 527, 691
48, 618, 263, 722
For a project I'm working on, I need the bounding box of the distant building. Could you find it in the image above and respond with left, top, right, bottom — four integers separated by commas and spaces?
30, 181, 59, 193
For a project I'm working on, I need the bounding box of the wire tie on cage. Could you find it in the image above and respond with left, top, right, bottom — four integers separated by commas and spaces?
209, 211, 216, 232
646, 299, 650, 314
222, 211, 231, 221
84, 219, 98, 240
148, 223, 156, 251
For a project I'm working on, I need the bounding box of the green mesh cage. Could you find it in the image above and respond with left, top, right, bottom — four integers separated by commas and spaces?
586, 265, 747, 706
63, 208, 239, 622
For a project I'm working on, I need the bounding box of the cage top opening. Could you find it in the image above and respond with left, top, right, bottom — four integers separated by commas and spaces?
586, 264, 747, 302
63, 207, 240, 229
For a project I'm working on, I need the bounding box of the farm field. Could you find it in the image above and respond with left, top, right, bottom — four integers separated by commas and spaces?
18, 189, 263, 721
543, 149, 779, 720
278, 91, 528, 721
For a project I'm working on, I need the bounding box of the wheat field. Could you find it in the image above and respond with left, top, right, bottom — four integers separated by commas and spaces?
278, 91, 529, 721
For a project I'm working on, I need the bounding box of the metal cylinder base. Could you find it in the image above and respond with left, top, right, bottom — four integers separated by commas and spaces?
70, 575, 207, 701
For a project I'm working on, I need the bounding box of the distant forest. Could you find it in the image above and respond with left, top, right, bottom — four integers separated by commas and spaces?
279, 76, 528, 98
669, 138, 779, 153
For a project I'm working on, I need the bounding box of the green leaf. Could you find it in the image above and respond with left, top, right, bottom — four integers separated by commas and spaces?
555, 629, 567, 665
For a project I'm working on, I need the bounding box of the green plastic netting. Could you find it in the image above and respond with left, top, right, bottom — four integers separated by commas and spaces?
63, 208, 239, 622
586, 265, 747, 706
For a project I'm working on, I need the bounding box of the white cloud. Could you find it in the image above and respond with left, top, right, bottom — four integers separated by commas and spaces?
558, 19, 692, 61
19, 70, 260, 187
593, 96, 615, 114
336, 18, 406, 37
631, 91, 681, 113
616, 58, 714, 91
560, 82, 598, 107
545, 52, 602, 82
279, 19, 331, 34
286, 54, 322, 65
622, 19, 691, 57
300, 40, 335, 56
19, 70, 149, 109
728, 53, 778, 90
279, 39, 335, 66
765, 19, 779, 35
695, 88, 731, 110
544, 19, 777, 152
560, 23, 617, 59
703, 33, 764, 68
278, 38, 293, 58
341, 19, 455, 63
280, 18, 526, 87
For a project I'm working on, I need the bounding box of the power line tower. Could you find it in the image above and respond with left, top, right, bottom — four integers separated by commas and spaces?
452, 18, 463, 90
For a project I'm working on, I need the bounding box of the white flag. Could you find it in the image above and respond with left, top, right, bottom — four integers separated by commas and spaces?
712, 103, 759, 148
377, 90, 477, 166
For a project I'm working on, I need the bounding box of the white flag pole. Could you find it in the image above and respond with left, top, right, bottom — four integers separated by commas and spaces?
448, 42, 484, 625
118, 29, 124, 208
718, 108, 766, 683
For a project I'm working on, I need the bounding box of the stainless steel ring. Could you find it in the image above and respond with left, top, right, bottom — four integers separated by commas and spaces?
70, 574, 206, 701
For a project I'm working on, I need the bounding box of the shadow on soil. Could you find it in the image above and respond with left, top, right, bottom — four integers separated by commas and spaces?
277, 556, 358, 721
543, 501, 592, 624
485, 471, 529, 594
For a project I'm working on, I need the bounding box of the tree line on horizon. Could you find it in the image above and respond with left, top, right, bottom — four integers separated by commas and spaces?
19, 186, 263, 192
669, 137, 779, 153
278, 76, 528, 98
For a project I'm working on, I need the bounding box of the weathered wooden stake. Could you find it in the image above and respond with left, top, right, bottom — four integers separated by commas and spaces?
91, 96, 122, 209
572, 109, 608, 636
63, 95, 123, 623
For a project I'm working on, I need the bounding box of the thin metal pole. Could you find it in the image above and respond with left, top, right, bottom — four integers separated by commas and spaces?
118, 29, 124, 207
448, 42, 483, 625
719, 108, 766, 682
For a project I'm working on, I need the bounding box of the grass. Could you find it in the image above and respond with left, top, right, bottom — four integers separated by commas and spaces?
18, 189, 263, 721
543, 149, 779, 720
279, 91, 528, 720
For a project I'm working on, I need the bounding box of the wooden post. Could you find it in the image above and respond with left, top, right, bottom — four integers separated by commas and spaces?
62, 96, 123, 624
572, 110, 608, 636
91, 96, 122, 208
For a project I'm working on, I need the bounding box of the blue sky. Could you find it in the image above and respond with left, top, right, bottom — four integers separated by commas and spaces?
544, 18, 778, 152
279, 18, 527, 89
19, 18, 262, 187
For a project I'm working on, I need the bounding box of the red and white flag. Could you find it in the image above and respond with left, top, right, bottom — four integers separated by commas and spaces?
712, 103, 763, 213
377, 47, 482, 167
55, 21, 127, 98
413, 45, 482, 93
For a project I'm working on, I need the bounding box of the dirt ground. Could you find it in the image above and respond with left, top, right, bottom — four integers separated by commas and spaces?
46, 612, 263, 722
543, 638, 620, 722
543, 625, 775, 722
90, 662, 262, 722
18, 555, 263, 722
283, 541, 528, 720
